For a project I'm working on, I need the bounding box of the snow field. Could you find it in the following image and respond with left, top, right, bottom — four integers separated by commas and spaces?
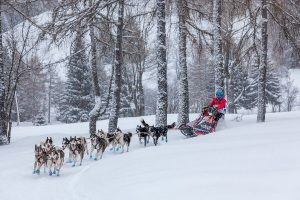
0, 112, 300, 200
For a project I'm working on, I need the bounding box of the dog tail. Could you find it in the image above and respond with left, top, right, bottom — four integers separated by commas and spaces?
167, 122, 176, 129
140, 118, 149, 128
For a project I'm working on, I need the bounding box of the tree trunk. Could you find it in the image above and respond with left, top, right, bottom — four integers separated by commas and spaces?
89, 0, 102, 135
15, 90, 20, 125
257, 0, 268, 123
155, 0, 168, 127
213, 0, 224, 91
177, 0, 189, 126
48, 71, 52, 124
0, 1, 8, 145
137, 69, 144, 116
108, 0, 124, 132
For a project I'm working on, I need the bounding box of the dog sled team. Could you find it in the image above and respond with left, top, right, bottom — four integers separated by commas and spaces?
33, 120, 175, 176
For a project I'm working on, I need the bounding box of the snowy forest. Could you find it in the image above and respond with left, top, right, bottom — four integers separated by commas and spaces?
0, 0, 299, 145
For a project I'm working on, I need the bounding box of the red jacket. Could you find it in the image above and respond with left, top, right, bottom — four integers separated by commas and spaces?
209, 98, 227, 111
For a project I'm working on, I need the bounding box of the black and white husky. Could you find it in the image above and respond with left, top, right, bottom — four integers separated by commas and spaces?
142, 119, 176, 146
136, 119, 151, 146
90, 133, 108, 160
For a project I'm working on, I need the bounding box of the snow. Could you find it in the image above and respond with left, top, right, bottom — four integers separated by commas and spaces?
1, 111, 300, 200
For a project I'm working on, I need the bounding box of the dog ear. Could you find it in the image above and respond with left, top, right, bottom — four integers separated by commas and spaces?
35, 144, 37, 150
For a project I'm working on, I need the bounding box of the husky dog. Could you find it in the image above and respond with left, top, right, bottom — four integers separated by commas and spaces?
136, 125, 150, 146
48, 146, 65, 176
44, 137, 54, 152
90, 133, 108, 160
33, 144, 49, 175
77, 137, 89, 156
142, 119, 175, 145
136, 118, 152, 146
113, 128, 133, 152
62, 137, 72, 163
122, 132, 133, 152
69, 136, 85, 167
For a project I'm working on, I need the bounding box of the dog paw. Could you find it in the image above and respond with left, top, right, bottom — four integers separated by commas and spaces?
49, 171, 53, 176
94, 158, 97, 161
72, 164, 75, 167
89, 155, 93, 159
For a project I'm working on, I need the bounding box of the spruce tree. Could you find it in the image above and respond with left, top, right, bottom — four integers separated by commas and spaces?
243, 64, 281, 111
59, 31, 94, 123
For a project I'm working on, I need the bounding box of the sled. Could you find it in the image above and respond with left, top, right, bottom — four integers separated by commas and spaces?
179, 107, 218, 137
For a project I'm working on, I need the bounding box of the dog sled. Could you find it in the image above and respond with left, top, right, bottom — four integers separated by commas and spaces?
179, 107, 219, 137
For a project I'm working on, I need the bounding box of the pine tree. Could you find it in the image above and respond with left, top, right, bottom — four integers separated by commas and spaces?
227, 65, 250, 113
243, 63, 281, 111
155, 0, 168, 127
59, 30, 94, 123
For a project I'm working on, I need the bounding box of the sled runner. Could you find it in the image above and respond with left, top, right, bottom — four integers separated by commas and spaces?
179, 107, 218, 137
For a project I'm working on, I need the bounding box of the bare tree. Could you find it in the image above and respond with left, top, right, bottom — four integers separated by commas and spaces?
108, 0, 125, 132
213, 0, 224, 91
176, 0, 189, 126
257, 0, 268, 122
155, 0, 168, 127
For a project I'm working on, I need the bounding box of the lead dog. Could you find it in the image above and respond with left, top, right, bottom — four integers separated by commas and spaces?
33, 144, 49, 175
69, 136, 86, 167
48, 146, 65, 176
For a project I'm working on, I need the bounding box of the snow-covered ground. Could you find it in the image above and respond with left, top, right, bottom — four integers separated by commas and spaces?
1, 112, 300, 200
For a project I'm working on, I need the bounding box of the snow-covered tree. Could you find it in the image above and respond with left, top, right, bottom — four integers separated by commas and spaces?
58, 30, 94, 123
213, 0, 224, 91
257, 0, 268, 122
155, 0, 168, 127
282, 77, 299, 112
0, 1, 8, 145
108, 0, 125, 132
176, 0, 189, 126
244, 63, 281, 111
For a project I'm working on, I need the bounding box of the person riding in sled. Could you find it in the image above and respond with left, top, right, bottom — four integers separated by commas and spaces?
202, 89, 227, 121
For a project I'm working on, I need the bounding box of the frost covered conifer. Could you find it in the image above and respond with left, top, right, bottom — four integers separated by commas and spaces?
58, 30, 94, 123
244, 64, 281, 111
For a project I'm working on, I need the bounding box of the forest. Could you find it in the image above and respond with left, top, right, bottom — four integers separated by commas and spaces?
0, 0, 299, 145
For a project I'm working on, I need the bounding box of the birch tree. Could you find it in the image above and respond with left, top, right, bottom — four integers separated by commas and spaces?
155, 0, 168, 127
176, 0, 189, 125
